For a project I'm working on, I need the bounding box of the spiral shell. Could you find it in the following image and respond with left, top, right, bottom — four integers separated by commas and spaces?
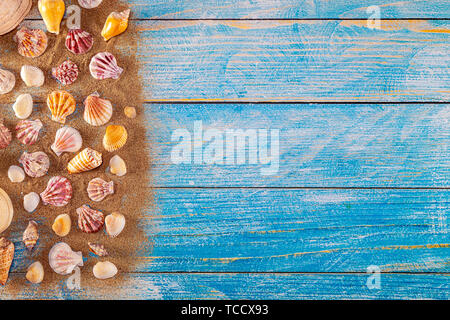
65, 28, 93, 55
14, 27, 48, 58
76, 204, 104, 233
67, 148, 102, 174
78, 0, 102, 9
0, 68, 15, 95
48, 242, 83, 275
89, 52, 123, 80
38, 0, 65, 35
15, 119, 43, 145
52, 60, 79, 85
22, 220, 39, 251
83, 92, 113, 126
19, 151, 50, 178
47, 90, 76, 124
0, 120, 12, 149
40, 176, 72, 207
87, 178, 114, 202
101, 9, 130, 41
51, 126, 82, 156
103, 125, 128, 152
0, 237, 14, 285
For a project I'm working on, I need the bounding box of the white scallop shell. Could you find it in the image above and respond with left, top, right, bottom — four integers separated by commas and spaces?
19, 151, 50, 178
0, 68, 16, 95
48, 242, 83, 275
51, 126, 83, 156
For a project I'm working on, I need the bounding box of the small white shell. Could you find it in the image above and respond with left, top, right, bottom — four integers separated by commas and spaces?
105, 212, 125, 237
93, 261, 117, 280
8, 165, 25, 182
26, 261, 44, 284
20, 65, 44, 87
24, 192, 40, 213
109, 155, 127, 176
12, 93, 33, 119
78, 0, 103, 9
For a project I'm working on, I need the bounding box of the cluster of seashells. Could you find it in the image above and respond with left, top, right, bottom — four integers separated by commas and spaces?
0, 0, 136, 285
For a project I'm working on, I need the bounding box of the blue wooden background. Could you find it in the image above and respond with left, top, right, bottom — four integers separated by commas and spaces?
2, 0, 450, 299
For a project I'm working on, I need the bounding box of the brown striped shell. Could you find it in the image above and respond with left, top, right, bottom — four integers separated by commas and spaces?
22, 220, 39, 251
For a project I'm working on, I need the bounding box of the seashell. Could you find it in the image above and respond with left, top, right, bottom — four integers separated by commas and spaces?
76, 204, 104, 233
23, 192, 40, 213
38, 0, 65, 35
109, 155, 127, 176
0, 68, 15, 95
12, 93, 33, 119
8, 165, 25, 183
40, 176, 72, 207
52, 60, 79, 86
83, 92, 113, 126
124, 106, 136, 119
0, 0, 32, 36
16, 119, 43, 145
103, 125, 127, 152
67, 147, 102, 174
0, 238, 14, 285
0, 120, 12, 149
87, 178, 114, 202
93, 261, 117, 280
47, 90, 76, 124
105, 212, 125, 237
51, 126, 82, 156
52, 213, 71, 237
0, 188, 14, 234
19, 151, 50, 178
26, 261, 44, 284
20, 65, 45, 87
78, 0, 102, 9
65, 28, 93, 55
88, 242, 108, 256
14, 27, 48, 58
89, 52, 123, 80
101, 9, 130, 41
48, 242, 83, 275
23, 220, 39, 251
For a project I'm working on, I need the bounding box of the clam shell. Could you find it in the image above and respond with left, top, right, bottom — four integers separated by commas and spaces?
124, 106, 136, 119
26, 261, 44, 284
15, 119, 43, 145
0, 238, 14, 285
78, 0, 102, 9
19, 151, 50, 178
47, 90, 76, 124
89, 52, 123, 80
15, 27, 48, 58
83, 92, 113, 126
8, 165, 25, 183
12, 93, 33, 119
51, 126, 82, 156
103, 125, 127, 152
0, 189, 14, 234
52, 60, 79, 85
40, 176, 72, 207
87, 177, 114, 202
22, 220, 39, 251
52, 213, 71, 237
23, 192, 40, 213
88, 242, 108, 256
76, 204, 104, 233
0, 119, 12, 149
65, 28, 93, 54
67, 147, 102, 174
20, 65, 45, 87
101, 9, 130, 41
93, 261, 117, 280
0, 68, 16, 95
105, 212, 125, 237
48, 242, 83, 275
109, 155, 127, 176
38, 0, 65, 35
0, 0, 32, 36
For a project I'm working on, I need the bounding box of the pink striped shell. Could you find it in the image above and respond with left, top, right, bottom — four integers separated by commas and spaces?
52, 60, 79, 85
15, 119, 43, 145
19, 151, 50, 178
40, 176, 72, 207
0, 119, 12, 149
76, 204, 104, 233
89, 52, 123, 80
65, 28, 94, 55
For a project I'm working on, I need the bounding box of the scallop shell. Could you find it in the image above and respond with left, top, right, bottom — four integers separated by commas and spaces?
65, 28, 93, 54
19, 151, 50, 178
0, 0, 32, 36
78, 0, 102, 9
105, 212, 125, 237
0, 68, 15, 95
22, 220, 39, 251
14, 27, 48, 58
47, 90, 76, 124
67, 147, 102, 174
89, 52, 123, 80
103, 125, 127, 152
76, 204, 104, 233
87, 178, 114, 202
8, 165, 25, 182
0, 238, 14, 285
26, 261, 44, 284
88, 242, 108, 256
40, 176, 72, 207
12, 93, 33, 119
0, 188, 14, 234
38, 0, 65, 35
52, 60, 79, 85
101, 9, 130, 41
0, 120, 12, 149
48, 242, 83, 275
93, 261, 117, 279
51, 126, 82, 156
15, 119, 43, 145
23, 192, 40, 213
52, 213, 71, 237
83, 92, 113, 126
20, 65, 45, 87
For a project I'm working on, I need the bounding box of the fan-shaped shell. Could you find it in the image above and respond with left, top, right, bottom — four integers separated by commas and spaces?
0, 237, 14, 285
87, 177, 114, 202
15, 119, 43, 145
89, 52, 123, 80
0, 0, 32, 36
0, 189, 14, 234
0, 68, 15, 95
47, 90, 76, 124
65, 28, 93, 54
48, 242, 83, 275
76, 204, 104, 233
103, 125, 127, 152
40, 176, 72, 207
19, 151, 50, 178
14, 27, 48, 58
67, 147, 102, 174
88, 242, 107, 256
0, 120, 12, 149
22, 220, 39, 251
52, 60, 79, 85
51, 126, 82, 156
101, 9, 130, 41
78, 0, 102, 9
83, 92, 113, 126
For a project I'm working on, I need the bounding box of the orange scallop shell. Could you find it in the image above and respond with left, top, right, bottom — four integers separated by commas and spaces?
47, 90, 76, 124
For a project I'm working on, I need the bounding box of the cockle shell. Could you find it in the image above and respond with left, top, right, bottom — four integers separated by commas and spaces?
24, 192, 40, 213
105, 212, 125, 237
15, 27, 48, 58
89, 52, 123, 80
40, 176, 72, 207
23, 220, 39, 251
65, 28, 93, 54
87, 178, 114, 202
8, 165, 25, 182
52, 213, 71, 237
0, 68, 15, 95
0, 0, 32, 36
47, 90, 76, 124
52, 60, 79, 85
0, 238, 14, 285
51, 126, 82, 156
93, 261, 117, 280
38, 0, 65, 35
19, 151, 50, 178
26, 261, 44, 284
48, 242, 83, 275
0, 120, 12, 149
109, 155, 127, 176
67, 147, 102, 174
76, 204, 104, 233
83, 92, 113, 126
78, 0, 102, 9
103, 125, 127, 152
20, 65, 45, 87
0, 188, 14, 234
16, 119, 43, 145
12, 93, 33, 119
88, 242, 108, 256
101, 9, 130, 41
124, 106, 136, 119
